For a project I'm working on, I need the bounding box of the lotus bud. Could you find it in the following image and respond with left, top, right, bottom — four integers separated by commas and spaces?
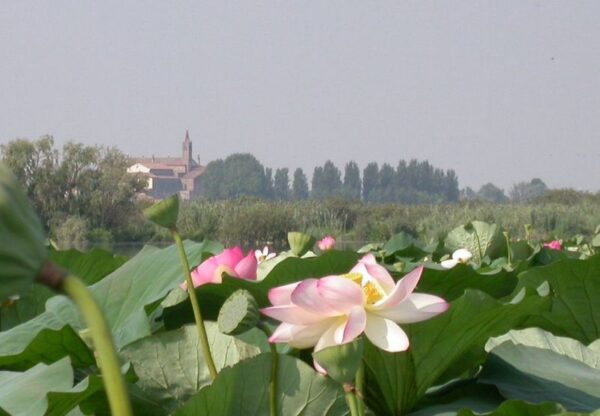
318, 235, 336, 251
218, 290, 260, 335
0, 163, 47, 301
143, 194, 179, 229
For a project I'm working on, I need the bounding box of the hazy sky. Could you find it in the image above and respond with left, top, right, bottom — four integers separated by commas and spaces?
2, 1, 600, 191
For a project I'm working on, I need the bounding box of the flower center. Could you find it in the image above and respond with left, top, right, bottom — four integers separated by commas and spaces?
342, 272, 385, 305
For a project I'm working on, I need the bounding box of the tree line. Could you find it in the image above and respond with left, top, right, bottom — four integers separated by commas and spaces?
202, 154, 462, 203
0, 136, 146, 244
1, 137, 551, 245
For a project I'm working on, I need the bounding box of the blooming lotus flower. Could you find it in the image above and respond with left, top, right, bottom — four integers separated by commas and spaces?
318, 236, 336, 251
543, 240, 562, 251
182, 246, 257, 289
255, 246, 276, 264
440, 249, 473, 269
261, 254, 448, 354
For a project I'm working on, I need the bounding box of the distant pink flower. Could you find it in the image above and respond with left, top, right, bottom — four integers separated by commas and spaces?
318, 236, 336, 251
261, 254, 448, 356
543, 240, 562, 251
181, 246, 257, 289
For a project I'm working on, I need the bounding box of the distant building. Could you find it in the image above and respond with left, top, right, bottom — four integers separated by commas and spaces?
127, 131, 205, 200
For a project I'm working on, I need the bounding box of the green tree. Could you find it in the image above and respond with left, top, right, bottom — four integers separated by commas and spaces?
201, 159, 226, 200
375, 163, 397, 202
1, 137, 145, 238
362, 162, 379, 202
342, 161, 361, 200
83, 147, 146, 230
291, 168, 309, 200
202, 153, 268, 199
311, 160, 342, 200
264, 167, 275, 200
273, 168, 290, 201
478, 182, 509, 203
1, 136, 62, 224
510, 178, 548, 203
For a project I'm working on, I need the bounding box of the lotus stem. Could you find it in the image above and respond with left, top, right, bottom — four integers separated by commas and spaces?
268, 343, 279, 416
355, 362, 365, 416
344, 386, 360, 416
258, 322, 279, 416
170, 229, 218, 380
61, 274, 132, 416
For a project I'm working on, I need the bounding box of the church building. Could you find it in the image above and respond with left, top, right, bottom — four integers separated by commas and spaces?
127, 131, 205, 200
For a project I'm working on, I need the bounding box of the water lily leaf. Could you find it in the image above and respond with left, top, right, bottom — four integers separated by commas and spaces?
516, 254, 600, 343
173, 353, 348, 415
0, 357, 108, 416
481, 328, 600, 412
1, 248, 127, 331
363, 288, 550, 415
408, 380, 566, 416
0, 241, 221, 370
163, 250, 360, 328
408, 380, 504, 416
455, 400, 567, 416
383, 232, 431, 260
120, 323, 268, 414
416, 265, 517, 302
445, 221, 506, 264
49, 248, 128, 286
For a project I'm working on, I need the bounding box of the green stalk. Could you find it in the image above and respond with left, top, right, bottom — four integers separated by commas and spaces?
344, 388, 360, 416
268, 343, 279, 416
170, 229, 218, 380
355, 362, 365, 416
61, 275, 132, 416
473, 228, 484, 262
503, 231, 512, 267
258, 322, 279, 416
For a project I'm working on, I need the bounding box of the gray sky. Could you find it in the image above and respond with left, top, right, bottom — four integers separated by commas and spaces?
2, 1, 600, 191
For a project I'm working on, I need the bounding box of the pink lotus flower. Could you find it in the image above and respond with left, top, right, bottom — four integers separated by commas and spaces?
261, 254, 448, 355
543, 240, 562, 251
318, 236, 336, 251
182, 246, 257, 289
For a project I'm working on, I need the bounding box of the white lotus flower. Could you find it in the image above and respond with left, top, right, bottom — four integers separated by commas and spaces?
262, 254, 448, 354
255, 246, 276, 264
441, 249, 473, 269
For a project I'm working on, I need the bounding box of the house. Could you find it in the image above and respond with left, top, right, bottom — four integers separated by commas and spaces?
127, 131, 206, 200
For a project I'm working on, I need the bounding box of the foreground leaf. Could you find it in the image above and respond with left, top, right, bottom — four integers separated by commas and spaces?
0, 241, 221, 370
174, 353, 348, 415
445, 221, 506, 264
0, 357, 105, 416
456, 400, 567, 416
363, 288, 549, 415
1, 248, 127, 331
481, 328, 600, 412
517, 254, 600, 343
120, 323, 269, 414
417, 265, 517, 302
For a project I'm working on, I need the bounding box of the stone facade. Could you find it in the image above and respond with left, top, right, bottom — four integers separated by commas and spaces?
127, 131, 205, 200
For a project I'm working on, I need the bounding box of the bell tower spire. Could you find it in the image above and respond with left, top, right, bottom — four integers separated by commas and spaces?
182, 130, 193, 169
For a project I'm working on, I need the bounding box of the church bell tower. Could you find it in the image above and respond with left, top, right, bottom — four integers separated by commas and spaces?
182, 130, 193, 169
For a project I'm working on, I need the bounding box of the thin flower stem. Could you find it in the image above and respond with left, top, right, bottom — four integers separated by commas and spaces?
345, 389, 360, 416
268, 342, 279, 416
258, 322, 279, 416
355, 362, 366, 416
61, 275, 132, 416
171, 229, 218, 380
